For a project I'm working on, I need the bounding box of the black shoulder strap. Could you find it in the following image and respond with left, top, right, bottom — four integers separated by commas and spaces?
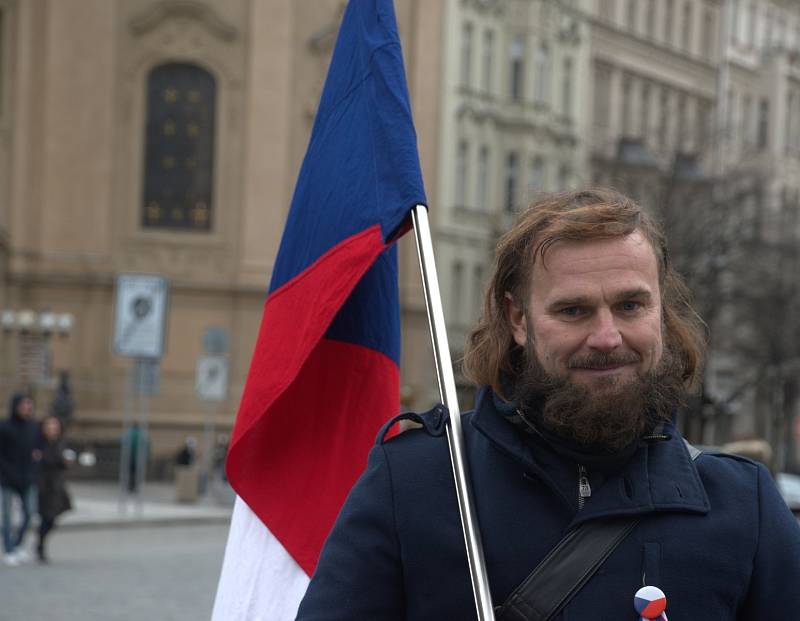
496, 440, 702, 621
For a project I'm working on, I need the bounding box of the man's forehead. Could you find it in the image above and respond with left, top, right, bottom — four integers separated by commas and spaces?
532, 232, 657, 270
527, 233, 660, 294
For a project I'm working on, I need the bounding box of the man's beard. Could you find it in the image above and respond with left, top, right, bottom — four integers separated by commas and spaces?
512, 337, 687, 453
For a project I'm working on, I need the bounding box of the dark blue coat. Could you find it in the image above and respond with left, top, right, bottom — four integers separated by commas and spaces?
297, 388, 800, 620
0, 394, 41, 493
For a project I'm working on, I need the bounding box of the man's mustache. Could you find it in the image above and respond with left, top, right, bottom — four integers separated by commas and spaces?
567, 351, 642, 370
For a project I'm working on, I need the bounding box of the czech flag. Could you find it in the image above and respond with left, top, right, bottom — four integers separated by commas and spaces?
212, 1, 426, 619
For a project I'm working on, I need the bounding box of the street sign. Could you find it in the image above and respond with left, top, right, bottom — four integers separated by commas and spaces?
135, 358, 160, 396
195, 355, 228, 402
113, 274, 169, 358
202, 326, 229, 355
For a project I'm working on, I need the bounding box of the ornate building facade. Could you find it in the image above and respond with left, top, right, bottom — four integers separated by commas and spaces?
0, 0, 443, 463
2, 0, 799, 468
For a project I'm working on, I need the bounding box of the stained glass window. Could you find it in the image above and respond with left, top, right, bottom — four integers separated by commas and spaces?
142, 63, 215, 231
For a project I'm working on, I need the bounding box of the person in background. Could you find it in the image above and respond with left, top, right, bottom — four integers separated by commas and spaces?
36, 415, 72, 563
175, 436, 197, 466
0, 393, 40, 566
50, 370, 75, 431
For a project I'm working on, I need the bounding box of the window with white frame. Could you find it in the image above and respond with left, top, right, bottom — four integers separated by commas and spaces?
627, 0, 638, 31
726, 88, 735, 139
775, 11, 786, 49
461, 22, 473, 88
534, 43, 551, 104
764, 9, 773, 49
647, 0, 657, 38
529, 156, 545, 191
455, 140, 469, 207
476, 145, 490, 210
786, 91, 794, 156
482, 29, 494, 94
748, 2, 757, 48
664, 0, 675, 46
557, 164, 571, 190
593, 61, 612, 128
742, 94, 753, 147
641, 82, 652, 142
451, 261, 464, 324
758, 97, 769, 149
702, 7, 714, 60
505, 151, 519, 211
677, 92, 688, 151
697, 98, 712, 151
562, 57, 573, 118
621, 73, 633, 136
510, 35, 525, 100
472, 264, 484, 318
682, 1, 693, 53
659, 86, 670, 149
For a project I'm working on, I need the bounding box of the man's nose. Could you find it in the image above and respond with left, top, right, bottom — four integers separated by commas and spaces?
585, 309, 623, 350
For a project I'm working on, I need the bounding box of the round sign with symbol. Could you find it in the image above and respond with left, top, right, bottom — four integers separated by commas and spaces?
195, 355, 229, 402
112, 274, 169, 358
132, 296, 152, 319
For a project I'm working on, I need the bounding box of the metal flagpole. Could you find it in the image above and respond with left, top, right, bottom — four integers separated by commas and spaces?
411, 205, 496, 620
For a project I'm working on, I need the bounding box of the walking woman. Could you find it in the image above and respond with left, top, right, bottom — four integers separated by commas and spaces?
37, 416, 72, 563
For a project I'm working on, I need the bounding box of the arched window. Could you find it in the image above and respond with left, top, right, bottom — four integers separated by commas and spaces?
142, 62, 215, 231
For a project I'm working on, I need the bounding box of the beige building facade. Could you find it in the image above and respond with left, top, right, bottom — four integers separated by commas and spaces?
2, 0, 799, 468
0, 0, 444, 466
583, 0, 800, 457
586, 0, 722, 192
435, 0, 589, 402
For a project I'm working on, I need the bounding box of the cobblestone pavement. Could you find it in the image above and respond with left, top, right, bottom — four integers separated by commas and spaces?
0, 523, 229, 621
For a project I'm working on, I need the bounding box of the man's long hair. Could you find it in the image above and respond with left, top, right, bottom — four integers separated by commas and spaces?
462, 189, 707, 399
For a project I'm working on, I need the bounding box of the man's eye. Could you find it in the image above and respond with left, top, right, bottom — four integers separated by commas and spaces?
559, 306, 583, 317
619, 301, 641, 312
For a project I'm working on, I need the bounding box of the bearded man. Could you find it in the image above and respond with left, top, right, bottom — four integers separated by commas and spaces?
297, 189, 800, 620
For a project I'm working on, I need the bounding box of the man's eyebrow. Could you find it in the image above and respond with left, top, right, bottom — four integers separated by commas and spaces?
614, 288, 653, 301
547, 296, 591, 309
546, 289, 653, 310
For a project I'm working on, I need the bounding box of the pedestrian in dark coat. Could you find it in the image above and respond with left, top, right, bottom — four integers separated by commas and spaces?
0, 393, 40, 566
50, 370, 75, 430
36, 416, 72, 562
297, 189, 800, 619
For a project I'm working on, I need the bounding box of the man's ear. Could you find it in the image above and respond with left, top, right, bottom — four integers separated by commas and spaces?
504, 292, 528, 347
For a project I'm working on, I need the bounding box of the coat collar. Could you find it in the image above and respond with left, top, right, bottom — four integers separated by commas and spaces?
468, 386, 710, 524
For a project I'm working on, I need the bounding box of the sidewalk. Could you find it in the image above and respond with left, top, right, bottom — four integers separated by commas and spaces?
58, 478, 235, 530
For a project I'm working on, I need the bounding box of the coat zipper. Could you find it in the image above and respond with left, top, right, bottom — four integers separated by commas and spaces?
578, 464, 591, 511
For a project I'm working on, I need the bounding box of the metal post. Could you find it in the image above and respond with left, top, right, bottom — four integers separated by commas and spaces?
135, 359, 150, 515
118, 363, 135, 513
202, 400, 215, 495
411, 205, 496, 620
